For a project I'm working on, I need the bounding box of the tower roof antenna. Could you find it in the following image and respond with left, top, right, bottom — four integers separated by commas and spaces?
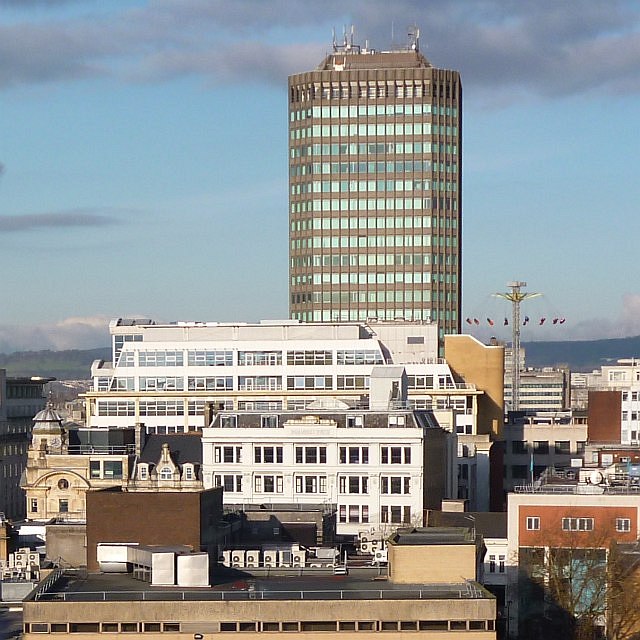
408, 24, 420, 51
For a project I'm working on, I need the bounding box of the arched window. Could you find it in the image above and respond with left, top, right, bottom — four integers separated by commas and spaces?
159, 466, 173, 480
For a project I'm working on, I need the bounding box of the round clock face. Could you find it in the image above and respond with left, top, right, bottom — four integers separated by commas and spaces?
49, 436, 61, 448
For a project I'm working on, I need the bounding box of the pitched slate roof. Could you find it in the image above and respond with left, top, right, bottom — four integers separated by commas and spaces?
139, 434, 202, 465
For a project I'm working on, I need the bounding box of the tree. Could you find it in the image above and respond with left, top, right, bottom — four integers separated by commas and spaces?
517, 532, 640, 640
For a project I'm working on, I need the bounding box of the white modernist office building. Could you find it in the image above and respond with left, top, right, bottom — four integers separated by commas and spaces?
84, 318, 491, 510
87, 318, 479, 433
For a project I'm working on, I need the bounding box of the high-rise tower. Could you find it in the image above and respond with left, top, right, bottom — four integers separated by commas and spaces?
288, 32, 462, 335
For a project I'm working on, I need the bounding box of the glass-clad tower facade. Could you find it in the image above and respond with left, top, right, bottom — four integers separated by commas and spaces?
288, 43, 462, 335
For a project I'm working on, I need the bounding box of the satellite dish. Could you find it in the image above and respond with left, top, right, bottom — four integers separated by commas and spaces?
589, 470, 603, 485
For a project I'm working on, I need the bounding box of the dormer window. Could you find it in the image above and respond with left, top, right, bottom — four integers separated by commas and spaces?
138, 465, 149, 480
159, 466, 173, 480
184, 465, 194, 481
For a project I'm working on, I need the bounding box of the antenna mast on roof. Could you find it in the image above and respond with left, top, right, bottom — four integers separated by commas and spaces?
408, 24, 420, 51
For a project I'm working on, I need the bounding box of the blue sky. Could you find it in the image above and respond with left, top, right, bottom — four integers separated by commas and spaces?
1, 0, 639, 351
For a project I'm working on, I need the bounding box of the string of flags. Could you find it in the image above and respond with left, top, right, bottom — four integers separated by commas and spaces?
465, 317, 566, 326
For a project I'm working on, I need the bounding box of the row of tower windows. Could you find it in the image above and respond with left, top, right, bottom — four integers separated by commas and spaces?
291, 255, 457, 269
290, 104, 457, 120
291, 142, 457, 157
290, 80, 457, 103
290, 215, 457, 231
292, 309, 456, 323
290, 160, 457, 176
291, 197, 458, 213
290, 124, 457, 138
291, 235, 457, 250
291, 291, 457, 305
291, 179, 457, 195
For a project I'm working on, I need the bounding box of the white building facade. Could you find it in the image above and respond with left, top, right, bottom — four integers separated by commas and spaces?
202, 409, 456, 538
85, 319, 481, 436
82, 318, 495, 510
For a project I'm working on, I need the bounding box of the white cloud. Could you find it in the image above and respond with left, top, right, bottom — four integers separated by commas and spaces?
0, 315, 110, 353
1, 0, 639, 98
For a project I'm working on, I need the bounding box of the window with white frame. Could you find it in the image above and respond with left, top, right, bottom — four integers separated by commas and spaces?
214, 474, 242, 492
338, 504, 369, 523
381, 505, 411, 524
137, 464, 149, 480
381, 446, 411, 464
346, 415, 364, 428
183, 465, 194, 481
381, 476, 410, 494
616, 517, 631, 532
388, 415, 406, 428
254, 446, 283, 464
338, 475, 369, 494
254, 475, 283, 493
187, 376, 232, 391
220, 415, 237, 428
526, 516, 540, 530
159, 466, 173, 480
260, 415, 279, 429
214, 446, 242, 464
339, 446, 369, 464
295, 475, 327, 494
562, 517, 594, 532
295, 446, 327, 464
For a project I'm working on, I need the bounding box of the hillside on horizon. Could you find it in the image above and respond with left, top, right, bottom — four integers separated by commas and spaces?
1, 335, 640, 379
522, 335, 640, 371
0, 347, 110, 379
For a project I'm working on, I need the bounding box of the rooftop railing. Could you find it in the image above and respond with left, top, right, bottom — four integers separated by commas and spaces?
33, 584, 487, 603
65, 445, 135, 455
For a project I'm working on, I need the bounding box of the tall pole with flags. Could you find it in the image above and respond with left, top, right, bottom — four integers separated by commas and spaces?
494, 281, 541, 412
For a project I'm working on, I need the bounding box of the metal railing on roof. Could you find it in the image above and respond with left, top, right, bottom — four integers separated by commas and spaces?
32, 585, 487, 603
66, 445, 135, 455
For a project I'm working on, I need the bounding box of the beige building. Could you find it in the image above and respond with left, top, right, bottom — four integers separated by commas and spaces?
21, 409, 204, 522
288, 35, 462, 334
22, 526, 495, 638
21, 408, 134, 521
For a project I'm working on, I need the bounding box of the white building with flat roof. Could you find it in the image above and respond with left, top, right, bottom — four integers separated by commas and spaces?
202, 407, 456, 539
85, 319, 480, 436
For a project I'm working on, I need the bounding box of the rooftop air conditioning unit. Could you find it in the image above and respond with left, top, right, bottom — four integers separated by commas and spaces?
292, 550, 306, 568
231, 551, 245, 568
263, 550, 277, 568
245, 550, 260, 568
374, 549, 388, 563
360, 541, 371, 553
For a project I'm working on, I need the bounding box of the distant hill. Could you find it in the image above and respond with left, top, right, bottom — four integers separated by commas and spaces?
523, 335, 640, 371
0, 335, 639, 379
0, 347, 110, 379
